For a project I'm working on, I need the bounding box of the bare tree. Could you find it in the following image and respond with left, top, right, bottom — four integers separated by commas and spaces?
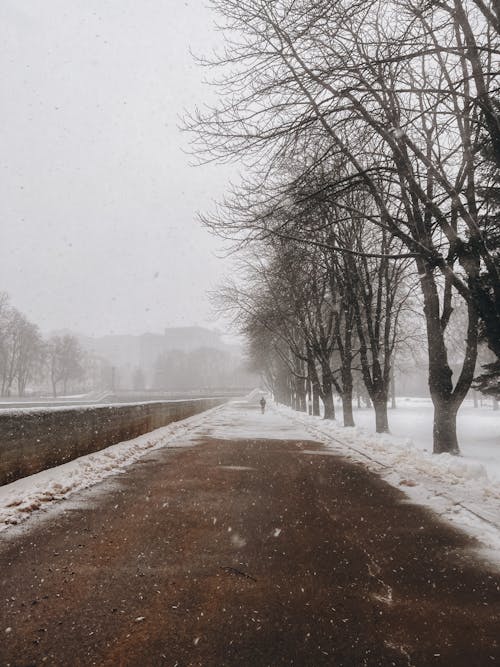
15, 319, 44, 397
48, 334, 84, 397
0, 304, 43, 397
186, 0, 498, 452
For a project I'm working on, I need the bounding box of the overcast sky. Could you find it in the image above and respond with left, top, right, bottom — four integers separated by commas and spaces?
0, 0, 234, 337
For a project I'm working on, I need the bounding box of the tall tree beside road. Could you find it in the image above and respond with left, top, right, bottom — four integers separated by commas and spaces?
186, 0, 499, 453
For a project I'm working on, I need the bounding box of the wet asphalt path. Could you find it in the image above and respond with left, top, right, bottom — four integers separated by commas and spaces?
1, 404, 500, 666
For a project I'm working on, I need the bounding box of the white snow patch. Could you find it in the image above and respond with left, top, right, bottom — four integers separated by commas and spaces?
352, 398, 500, 483
230, 532, 247, 548
372, 589, 393, 606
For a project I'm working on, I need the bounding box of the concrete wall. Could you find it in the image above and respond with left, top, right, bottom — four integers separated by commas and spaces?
0, 398, 226, 486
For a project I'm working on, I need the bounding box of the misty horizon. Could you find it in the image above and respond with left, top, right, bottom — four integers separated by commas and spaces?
44, 323, 241, 343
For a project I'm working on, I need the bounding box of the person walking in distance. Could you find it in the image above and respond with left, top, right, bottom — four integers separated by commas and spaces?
260, 396, 266, 414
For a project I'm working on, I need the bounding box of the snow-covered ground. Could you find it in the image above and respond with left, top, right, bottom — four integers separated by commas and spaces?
277, 401, 500, 566
351, 397, 500, 481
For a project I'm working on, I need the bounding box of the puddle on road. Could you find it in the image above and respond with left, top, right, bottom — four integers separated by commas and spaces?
217, 465, 255, 471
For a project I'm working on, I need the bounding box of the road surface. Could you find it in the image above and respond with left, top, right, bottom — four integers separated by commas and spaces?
1, 401, 499, 666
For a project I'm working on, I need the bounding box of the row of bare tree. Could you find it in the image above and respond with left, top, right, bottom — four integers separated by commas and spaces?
186, 0, 499, 454
0, 292, 84, 397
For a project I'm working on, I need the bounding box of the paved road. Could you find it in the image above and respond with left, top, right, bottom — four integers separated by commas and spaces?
1, 403, 499, 666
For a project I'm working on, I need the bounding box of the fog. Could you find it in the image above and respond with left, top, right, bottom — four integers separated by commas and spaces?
0, 0, 231, 337
0, 4, 499, 665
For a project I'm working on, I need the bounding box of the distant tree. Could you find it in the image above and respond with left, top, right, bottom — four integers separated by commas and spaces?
15, 319, 44, 396
48, 334, 84, 397
0, 298, 44, 397
0, 294, 15, 396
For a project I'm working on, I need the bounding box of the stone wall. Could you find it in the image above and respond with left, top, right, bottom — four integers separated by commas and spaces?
0, 398, 225, 486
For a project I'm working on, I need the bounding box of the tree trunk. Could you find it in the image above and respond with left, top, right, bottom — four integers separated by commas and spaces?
296, 384, 307, 412
323, 390, 335, 420
341, 358, 355, 426
419, 263, 466, 454
312, 387, 320, 416
432, 401, 459, 454
342, 389, 355, 427
321, 363, 335, 420
310, 366, 322, 415
373, 397, 389, 433
307, 350, 321, 416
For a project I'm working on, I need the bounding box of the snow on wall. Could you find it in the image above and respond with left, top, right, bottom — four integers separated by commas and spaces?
0, 398, 226, 485
0, 405, 225, 533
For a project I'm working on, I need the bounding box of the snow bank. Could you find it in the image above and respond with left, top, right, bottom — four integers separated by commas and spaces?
351, 398, 500, 483
0, 405, 224, 533
277, 405, 500, 563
